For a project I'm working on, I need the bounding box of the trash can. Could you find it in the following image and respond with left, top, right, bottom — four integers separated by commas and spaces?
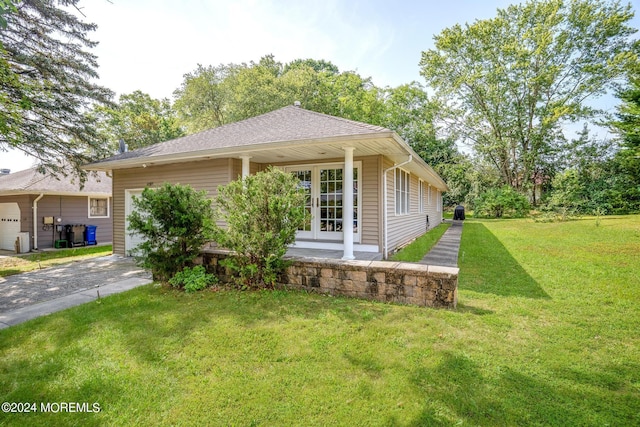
65, 224, 87, 247
453, 205, 465, 220
85, 225, 97, 245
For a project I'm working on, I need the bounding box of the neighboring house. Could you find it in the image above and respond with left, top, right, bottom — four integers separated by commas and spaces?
0, 167, 112, 251
85, 104, 447, 259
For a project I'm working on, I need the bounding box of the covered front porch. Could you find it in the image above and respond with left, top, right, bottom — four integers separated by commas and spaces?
285, 247, 382, 261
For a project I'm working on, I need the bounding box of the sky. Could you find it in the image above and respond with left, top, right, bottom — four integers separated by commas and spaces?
3, 0, 640, 172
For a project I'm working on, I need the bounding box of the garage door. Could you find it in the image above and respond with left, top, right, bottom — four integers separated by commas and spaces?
0, 203, 21, 251
125, 189, 146, 256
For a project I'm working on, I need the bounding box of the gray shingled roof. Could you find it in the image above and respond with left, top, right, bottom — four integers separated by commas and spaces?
0, 167, 111, 195
90, 105, 392, 165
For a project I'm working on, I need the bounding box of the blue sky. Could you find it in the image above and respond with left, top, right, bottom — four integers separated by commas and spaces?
4, 0, 639, 171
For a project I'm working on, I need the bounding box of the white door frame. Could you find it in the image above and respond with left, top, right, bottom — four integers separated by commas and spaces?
285, 162, 361, 243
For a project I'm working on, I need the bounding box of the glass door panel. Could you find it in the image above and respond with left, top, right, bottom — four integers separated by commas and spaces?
319, 167, 343, 239
290, 169, 313, 238
287, 164, 360, 242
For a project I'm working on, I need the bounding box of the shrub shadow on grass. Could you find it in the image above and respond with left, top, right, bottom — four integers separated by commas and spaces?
459, 222, 550, 299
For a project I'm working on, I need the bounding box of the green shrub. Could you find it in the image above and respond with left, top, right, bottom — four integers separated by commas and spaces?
474, 186, 530, 218
214, 166, 306, 289
127, 183, 215, 283
168, 266, 218, 293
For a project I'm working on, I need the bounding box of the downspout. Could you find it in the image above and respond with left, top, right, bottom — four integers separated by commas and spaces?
33, 193, 44, 250
382, 155, 412, 259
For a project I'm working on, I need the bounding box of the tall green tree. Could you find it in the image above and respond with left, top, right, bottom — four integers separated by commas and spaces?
607, 66, 640, 211
610, 67, 640, 168
94, 90, 183, 152
173, 56, 386, 133
420, 0, 637, 198
173, 63, 234, 134
0, 0, 113, 175
172, 55, 470, 202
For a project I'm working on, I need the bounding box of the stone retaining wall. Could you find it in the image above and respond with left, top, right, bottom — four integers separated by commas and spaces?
199, 249, 458, 308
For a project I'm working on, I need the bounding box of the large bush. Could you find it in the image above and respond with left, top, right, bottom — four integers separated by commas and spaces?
474, 186, 531, 218
127, 183, 215, 284
214, 167, 306, 288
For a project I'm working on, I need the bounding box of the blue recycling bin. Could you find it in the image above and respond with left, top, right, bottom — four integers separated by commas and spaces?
85, 225, 97, 245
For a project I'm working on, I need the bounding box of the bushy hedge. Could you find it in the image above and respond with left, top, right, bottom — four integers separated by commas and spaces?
214, 167, 306, 288
127, 183, 215, 284
474, 186, 531, 218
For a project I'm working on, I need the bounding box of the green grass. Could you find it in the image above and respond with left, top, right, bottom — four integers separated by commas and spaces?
1, 218, 639, 426
0, 245, 112, 277
391, 222, 451, 262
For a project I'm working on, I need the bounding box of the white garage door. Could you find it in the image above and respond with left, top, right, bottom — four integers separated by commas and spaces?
0, 203, 21, 251
125, 189, 146, 256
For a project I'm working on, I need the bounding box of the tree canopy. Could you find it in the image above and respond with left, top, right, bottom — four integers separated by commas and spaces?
0, 0, 113, 176
94, 90, 183, 152
172, 55, 467, 201
420, 0, 638, 200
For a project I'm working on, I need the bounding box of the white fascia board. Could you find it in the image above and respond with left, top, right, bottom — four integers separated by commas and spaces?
0, 191, 111, 197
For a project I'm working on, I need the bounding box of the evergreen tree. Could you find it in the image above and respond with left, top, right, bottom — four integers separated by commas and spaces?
0, 0, 113, 176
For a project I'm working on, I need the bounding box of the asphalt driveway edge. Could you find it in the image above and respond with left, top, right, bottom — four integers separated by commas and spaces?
0, 277, 152, 329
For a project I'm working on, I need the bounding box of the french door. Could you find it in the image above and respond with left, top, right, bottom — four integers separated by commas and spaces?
287, 163, 360, 242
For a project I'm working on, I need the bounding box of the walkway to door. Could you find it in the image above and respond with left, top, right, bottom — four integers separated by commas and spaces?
417, 220, 463, 267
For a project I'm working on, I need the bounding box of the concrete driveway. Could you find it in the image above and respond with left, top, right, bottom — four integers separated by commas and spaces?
0, 255, 151, 328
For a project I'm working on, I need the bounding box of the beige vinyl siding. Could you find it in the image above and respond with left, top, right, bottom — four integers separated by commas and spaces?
113, 158, 230, 255
231, 158, 241, 181
425, 185, 440, 231
384, 158, 443, 255
230, 159, 266, 180
360, 155, 380, 247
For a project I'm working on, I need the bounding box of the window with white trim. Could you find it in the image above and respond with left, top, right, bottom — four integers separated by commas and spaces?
395, 169, 410, 215
89, 197, 109, 218
428, 184, 432, 206
418, 180, 424, 213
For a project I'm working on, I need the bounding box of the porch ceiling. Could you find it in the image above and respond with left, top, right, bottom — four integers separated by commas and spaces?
235, 138, 409, 164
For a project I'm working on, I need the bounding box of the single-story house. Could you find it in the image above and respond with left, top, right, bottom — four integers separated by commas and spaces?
85, 104, 447, 259
0, 167, 112, 251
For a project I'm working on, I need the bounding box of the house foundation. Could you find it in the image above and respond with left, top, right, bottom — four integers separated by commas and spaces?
198, 249, 458, 308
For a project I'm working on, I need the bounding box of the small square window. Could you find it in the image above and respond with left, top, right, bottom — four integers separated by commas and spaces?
89, 197, 109, 218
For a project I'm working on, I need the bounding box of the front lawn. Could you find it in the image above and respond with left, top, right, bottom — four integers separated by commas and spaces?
0, 217, 638, 426
0, 245, 113, 277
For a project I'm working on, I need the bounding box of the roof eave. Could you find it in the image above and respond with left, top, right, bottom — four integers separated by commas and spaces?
0, 191, 111, 197
390, 133, 449, 191
84, 132, 396, 171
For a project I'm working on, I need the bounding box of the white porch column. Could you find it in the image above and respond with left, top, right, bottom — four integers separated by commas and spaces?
240, 156, 252, 178
342, 147, 355, 260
